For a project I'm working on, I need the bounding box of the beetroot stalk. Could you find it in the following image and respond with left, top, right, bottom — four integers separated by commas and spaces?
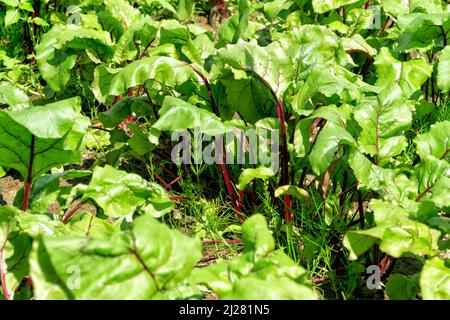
276, 100, 293, 222
22, 135, 35, 211
0, 248, 10, 300
190, 65, 244, 217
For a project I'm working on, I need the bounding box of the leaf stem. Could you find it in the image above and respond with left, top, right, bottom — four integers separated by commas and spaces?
0, 248, 10, 300
440, 148, 449, 160
415, 184, 435, 202
22, 135, 35, 211
440, 26, 447, 47
357, 190, 364, 229
216, 142, 244, 221
339, 180, 359, 198
202, 239, 243, 245
345, 49, 372, 58
128, 247, 161, 291
189, 65, 219, 116
89, 126, 112, 133
375, 96, 381, 166
276, 100, 293, 222
246, 69, 292, 222
187, 66, 244, 216
142, 85, 160, 120
379, 16, 393, 34
61, 200, 86, 224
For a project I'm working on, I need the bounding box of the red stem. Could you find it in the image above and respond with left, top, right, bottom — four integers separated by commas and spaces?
276, 100, 293, 222
202, 239, 243, 245
216, 0, 228, 18
0, 248, 10, 300
379, 17, 392, 34
112, 95, 121, 105
153, 172, 171, 189
345, 49, 372, 58
22, 135, 35, 211
61, 201, 85, 224
218, 161, 244, 220
311, 277, 326, 284
167, 175, 182, 188
189, 65, 243, 217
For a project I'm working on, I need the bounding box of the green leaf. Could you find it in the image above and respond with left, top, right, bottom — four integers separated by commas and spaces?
263, 0, 292, 21
374, 48, 432, 98
0, 0, 19, 7
32, 17, 49, 27
309, 121, 356, 175
190, 214, 317, 299
215, 74, 273, 123
386, 274, 419, 300
127, 124, 155, 156
13, 170, 91, 213
18, 0, 33, 12
146, 0, 178, 16
241, 214, 275, 257
343, 229, 379, 260
5, 9, 20, 27
0, 206, 61, 299
153, 96, 231, 135
35, 25, 112, 92
216, 0, 252, 46
108, 56, 202, 97
104, 0, 142, 27
67, 212, 117, 239
420, 257, 450, 300
0, 206, 18, 246
292, 66, 363, 116
182, 34, 216, 65
354, 95, 412, 162
414, 121, 450, 162
312, 0, 361, 14
81, 165, 173, 219
344, 199, 441, 259
415, 156, 450, 207
85, 128, 110, 150
381, 0, 445, 17
99, 97, 149, 128
210, 39, 294, 98
91, 65, 122, 104
159, 20, 191, 45
0, 82, 30, 108
176, 0, 194, 21
237, 167, 275, 190
341, 34, 377, 57
223, 277, 316, 300
274, 185, 311, 208
397, 12, 450, 34
112, 20, 157, 64
348, 151, 397, 191
0, 97, 90, 182
30, 215, 202, 299
437, 46, 450, 93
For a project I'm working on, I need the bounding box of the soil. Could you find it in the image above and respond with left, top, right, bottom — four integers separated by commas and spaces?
0, 175, 23, 205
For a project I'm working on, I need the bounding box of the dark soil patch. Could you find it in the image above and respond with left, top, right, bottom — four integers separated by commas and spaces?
391, 258, 422, 276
